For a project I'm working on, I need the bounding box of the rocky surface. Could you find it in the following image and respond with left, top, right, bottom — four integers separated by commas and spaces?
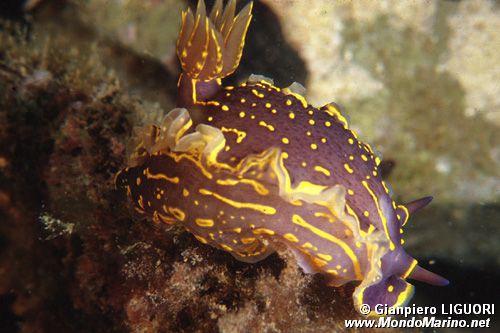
0, 0, 498, 332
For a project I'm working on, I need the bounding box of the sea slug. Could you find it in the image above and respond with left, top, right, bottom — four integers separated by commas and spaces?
115, 0, 448, 315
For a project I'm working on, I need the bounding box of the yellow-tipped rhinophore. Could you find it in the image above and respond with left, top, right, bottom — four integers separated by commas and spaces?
176, 0, 253, 81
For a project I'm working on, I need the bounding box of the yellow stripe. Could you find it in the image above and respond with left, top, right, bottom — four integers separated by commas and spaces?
221, 127, 247, 143
216, 178, 269, 195
394, 283, 415, 307
401, 259, 418, 279
282, 89, 308, 108
362, 181, 395, 250
199, 189, 276, 215
167, 152, 213, 179
162, 205, 186, 221
145, 168, 179, 184
324, 104, 348, 129
291, 214, 362, 279
398, 204, 410, 226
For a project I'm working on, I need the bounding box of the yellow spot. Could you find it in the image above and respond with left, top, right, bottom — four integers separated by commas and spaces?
194, 235, 208, 244
301, 161, 307, 167
282, 137, 290, 144
306, 131, 312, 136
239, 111, 246, 118
286, 99, 292, 106
321, 138, 327, 143
195, 218, 214, 227
289, 112, 295, 119
314, 212, 335, 223
271, 109, 277, 114
343, 163, 353, 174
317, 253, 332, 261
372, 170, 378, 176
325, 121, 331, 127
253, 228, 275, 235
282, 152, 289, 159
137, 195, 144, 209
136, 177, 141, 186
221, 105, 229, 111
313, 258, 328, 267
302, 242, 318, 251
348, 189, 354, 195
241, 237, 256, 244
283, 233, 299, 243
314, 165, 331, 176
349, 155, 354, 161
183, 188, 189, 197
355, 241, 362, 248
220, 244, 233, 252
252, 89, 265, 98
208, 116, 213, 121
265, 103, 271, 108
348, 138, 354, 144
199, 189, 277, 215
363, 211, 370, 217
259, 120, 275, 132
308, 119, 315, 125
310, 143, 318, 150
240, 98, 246, 103
388, 285, 394, 292
156, 194, 161, 199
361, 154, 368, 161
250, 115, 256, 119
308, 110, 314, 115
401, 239, 405, 245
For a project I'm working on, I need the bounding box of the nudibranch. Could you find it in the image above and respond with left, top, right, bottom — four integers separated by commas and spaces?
115, 0, 448, 315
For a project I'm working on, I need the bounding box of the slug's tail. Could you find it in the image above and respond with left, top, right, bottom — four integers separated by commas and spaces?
176, 0, 253, 81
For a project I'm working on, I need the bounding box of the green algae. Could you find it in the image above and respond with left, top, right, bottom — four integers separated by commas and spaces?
84, 0, 183, 60
340, 5, 499, 204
